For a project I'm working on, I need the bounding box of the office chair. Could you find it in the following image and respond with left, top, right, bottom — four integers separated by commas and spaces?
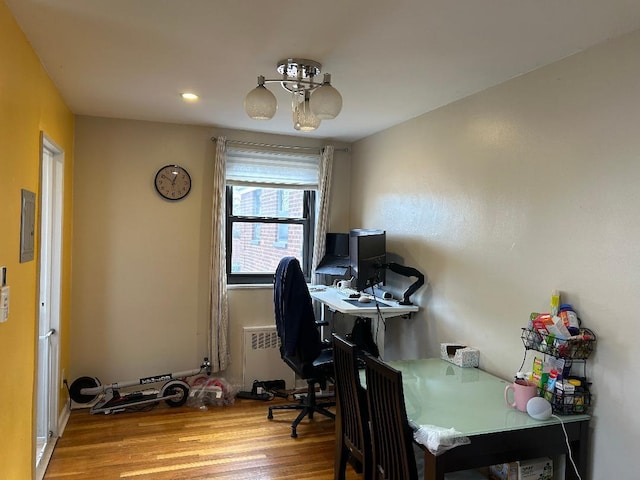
268, 256, 335, 438
364, 355, 419, 480
332, 334, 372, 480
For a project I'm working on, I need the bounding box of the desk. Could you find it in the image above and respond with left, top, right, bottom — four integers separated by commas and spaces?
367, 359, 590, 480
309, 286, 418, 356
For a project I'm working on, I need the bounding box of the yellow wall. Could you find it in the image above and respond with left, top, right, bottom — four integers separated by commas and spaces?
0, 2, 74, 478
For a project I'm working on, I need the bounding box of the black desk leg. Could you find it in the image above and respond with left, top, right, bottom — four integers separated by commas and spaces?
567, 421, 589, 480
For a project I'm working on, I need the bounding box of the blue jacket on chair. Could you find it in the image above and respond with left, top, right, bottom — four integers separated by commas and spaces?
274, 257, 322, 376
269, 256, 336, 438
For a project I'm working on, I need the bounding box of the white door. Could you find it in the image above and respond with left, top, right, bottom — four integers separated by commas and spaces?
35, 134, 64, 478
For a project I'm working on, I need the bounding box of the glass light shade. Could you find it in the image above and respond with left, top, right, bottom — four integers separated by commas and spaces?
293, 93, 321, 132
244, 85, 277, 120
310, 79, 342, 120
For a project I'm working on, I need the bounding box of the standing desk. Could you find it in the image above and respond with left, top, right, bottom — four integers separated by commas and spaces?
309, 286, 418, 356
380, 358, 590, 480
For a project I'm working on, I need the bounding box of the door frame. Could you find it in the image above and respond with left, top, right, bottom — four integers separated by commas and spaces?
35, 132, 64, 480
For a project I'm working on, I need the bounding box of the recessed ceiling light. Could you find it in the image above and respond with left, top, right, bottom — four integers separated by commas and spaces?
181, 92, 199, 102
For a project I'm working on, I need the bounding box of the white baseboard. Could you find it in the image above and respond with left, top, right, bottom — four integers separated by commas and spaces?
58, 401, 71, 436
36, 402, 71, 480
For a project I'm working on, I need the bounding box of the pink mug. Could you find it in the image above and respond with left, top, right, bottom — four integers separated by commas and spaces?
504, 379, 537, 412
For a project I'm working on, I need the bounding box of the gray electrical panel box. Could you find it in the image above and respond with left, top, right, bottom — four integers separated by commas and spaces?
20, 189, 36, 263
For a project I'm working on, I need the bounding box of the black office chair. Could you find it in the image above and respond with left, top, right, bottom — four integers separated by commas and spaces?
364, 355, 419, 480
268, 256, 335, 438
332, 334, 372, 480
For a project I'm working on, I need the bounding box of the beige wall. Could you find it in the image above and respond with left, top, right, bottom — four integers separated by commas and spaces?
71, 117, 351, 387
0, 2, 74, 478
351, 29, 640, 479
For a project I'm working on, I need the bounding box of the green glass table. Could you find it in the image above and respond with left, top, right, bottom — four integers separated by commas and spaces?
367, 358, 590, 480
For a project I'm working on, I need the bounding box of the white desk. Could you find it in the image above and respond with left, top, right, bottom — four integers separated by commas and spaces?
309, 286, 418, 356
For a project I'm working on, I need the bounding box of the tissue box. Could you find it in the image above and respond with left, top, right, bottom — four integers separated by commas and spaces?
440, 343, 479, 368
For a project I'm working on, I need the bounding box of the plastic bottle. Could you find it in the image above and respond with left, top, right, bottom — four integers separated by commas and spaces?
544, 369, 558, 401
550, 290, 560, 316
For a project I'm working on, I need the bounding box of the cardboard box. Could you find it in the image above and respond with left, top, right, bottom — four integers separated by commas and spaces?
489, 457, 552, 480
440, 343, 479, 368
518, 457, 553, 480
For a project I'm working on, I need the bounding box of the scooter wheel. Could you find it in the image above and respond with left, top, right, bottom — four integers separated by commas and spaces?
69, 376, 101, 404
160, 380, 189, 407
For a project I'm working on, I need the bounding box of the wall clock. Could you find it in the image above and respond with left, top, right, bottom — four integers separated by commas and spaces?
154, 164, 191, 201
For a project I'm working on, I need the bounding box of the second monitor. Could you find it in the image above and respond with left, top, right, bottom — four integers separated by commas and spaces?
349, 229, 386, 292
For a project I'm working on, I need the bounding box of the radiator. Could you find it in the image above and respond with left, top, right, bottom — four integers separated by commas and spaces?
242, 326, 295, 390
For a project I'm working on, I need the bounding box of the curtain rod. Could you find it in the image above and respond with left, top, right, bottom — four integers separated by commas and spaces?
210, 137, 350, 153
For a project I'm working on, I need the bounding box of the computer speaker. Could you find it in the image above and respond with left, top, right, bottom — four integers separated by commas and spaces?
526, 396, 552, 420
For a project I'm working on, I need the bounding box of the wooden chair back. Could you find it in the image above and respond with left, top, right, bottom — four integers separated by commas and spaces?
332, 334, 372, 479
364, 355, 418, 480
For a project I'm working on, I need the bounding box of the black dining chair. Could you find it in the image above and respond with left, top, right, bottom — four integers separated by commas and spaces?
268, 256, 335, 438
364, 354, 419, 480
332, 334, 372, 480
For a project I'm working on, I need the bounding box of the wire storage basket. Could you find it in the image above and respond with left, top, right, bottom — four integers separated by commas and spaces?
546, 377, 591, 415
521, 327, 596, 359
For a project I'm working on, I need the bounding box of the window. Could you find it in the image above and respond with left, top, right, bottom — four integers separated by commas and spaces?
275, 190, 290, 246
251, 190, 262, 243
225, 148, 320, 284
226, 186, 315, 284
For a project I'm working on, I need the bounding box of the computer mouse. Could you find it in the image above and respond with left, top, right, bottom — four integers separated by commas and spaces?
357, 295, 371, 303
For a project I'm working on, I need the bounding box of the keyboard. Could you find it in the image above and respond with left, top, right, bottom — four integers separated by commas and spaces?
336, 287, 361, 299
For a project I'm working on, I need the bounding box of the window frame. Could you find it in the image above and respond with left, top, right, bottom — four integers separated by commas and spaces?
225, 185, 316, 284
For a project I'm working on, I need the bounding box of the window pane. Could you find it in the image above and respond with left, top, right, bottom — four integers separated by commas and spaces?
276, 224, 289, 243
231, 187, 303, 218
231, 223, 304, 274
226, 185, 315, 283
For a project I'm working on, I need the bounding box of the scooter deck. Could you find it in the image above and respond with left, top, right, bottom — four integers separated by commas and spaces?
91, 389, 179, 415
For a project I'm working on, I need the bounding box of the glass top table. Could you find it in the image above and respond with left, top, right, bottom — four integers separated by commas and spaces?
362, 358, 590, 480
387, 358, 589, 436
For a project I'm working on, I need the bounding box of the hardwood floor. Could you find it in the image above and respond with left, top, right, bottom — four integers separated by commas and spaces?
45, 397, 360, 480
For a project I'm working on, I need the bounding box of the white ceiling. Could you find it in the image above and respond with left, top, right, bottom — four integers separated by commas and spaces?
7, 0, 640, 142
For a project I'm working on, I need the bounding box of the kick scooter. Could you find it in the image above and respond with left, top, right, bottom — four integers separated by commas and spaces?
69, 357, 211, 414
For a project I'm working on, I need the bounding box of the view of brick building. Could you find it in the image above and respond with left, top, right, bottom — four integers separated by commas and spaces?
230, 187, 305, 275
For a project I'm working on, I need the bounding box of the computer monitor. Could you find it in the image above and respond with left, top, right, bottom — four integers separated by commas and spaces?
315, 233, 350, 276
349, 229, 386, 292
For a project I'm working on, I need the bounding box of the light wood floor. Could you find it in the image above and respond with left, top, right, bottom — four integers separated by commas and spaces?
45, 397, 360, 480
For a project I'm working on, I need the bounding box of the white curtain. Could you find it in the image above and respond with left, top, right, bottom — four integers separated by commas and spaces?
312, 145, 334, 284
209, 137, 229, 372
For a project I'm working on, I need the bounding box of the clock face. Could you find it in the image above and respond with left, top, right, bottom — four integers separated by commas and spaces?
154, 165, 191, 201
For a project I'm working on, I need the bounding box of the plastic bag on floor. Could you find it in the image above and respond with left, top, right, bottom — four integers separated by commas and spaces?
187, 375, 237, 410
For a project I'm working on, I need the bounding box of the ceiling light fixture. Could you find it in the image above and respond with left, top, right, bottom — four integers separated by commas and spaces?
244, 58, 342, 132
181, 92, 199, 101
